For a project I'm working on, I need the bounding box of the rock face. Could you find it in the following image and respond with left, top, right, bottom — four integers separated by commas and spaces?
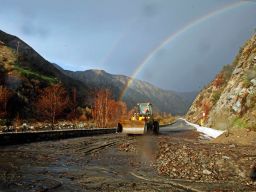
187, 34, 256, 130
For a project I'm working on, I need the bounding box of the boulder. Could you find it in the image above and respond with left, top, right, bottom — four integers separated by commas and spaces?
232, 100, 241, 113
250, 79, 256, 86
232, 68, 242, 75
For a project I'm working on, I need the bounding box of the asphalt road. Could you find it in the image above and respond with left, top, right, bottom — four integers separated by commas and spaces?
160, 119, 195, 134
1, 120, 253, 191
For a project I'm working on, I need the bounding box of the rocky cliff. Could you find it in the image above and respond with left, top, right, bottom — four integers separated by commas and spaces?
187, 34, 256, 131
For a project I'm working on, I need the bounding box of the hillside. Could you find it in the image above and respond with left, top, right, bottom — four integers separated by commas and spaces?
61, 68, 196, 115
0, 30, 90, 118
187, 34, 256, 132
0, 29, 196, 117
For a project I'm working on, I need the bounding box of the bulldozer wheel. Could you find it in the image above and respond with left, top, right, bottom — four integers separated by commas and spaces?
153, 121, 159, 135
145, 122, 153, 134
117, 123, 123, 133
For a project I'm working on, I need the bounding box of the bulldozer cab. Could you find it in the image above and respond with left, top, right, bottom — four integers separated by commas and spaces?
137, 103, 153, 116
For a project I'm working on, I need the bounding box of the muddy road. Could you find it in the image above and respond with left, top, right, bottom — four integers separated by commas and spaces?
0, 120, 255, 191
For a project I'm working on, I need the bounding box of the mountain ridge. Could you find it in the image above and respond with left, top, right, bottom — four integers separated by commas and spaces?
60, 66, 197, 114
0, 29, 196, 116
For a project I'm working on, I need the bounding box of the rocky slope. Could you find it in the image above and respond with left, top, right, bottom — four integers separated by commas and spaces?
187, 34, 256, 131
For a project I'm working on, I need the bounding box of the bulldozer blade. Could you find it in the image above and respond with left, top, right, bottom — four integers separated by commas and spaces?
122, 127, 146, 135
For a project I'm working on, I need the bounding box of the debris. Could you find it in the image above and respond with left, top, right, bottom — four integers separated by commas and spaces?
250, 165, 256, 181
203, 169, 212, 175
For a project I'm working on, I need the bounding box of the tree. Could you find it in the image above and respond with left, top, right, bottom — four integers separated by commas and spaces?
92, 89, 127, 127
109, 100, 127, 122
35, 84, 69, 127
67, 87, 80, 120
0, 86, 12, 118
93, 89, 111, 127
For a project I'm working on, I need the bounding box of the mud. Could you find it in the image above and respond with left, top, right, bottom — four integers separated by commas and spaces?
0, 120, 255, 191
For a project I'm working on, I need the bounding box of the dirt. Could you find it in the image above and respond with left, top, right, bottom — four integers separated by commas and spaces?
212, 128, 256, 146
0, 120, 255, 191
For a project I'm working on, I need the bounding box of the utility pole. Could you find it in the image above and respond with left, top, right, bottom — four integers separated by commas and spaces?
16, 41, 20, 55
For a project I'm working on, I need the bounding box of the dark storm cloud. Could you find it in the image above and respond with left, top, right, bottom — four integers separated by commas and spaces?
0, 0, 256, 91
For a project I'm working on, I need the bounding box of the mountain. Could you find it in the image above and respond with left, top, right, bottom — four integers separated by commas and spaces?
60, 68, 195, 115
0, 30, 89, 118
0, 29, 195, 117
186, 34, 256, 130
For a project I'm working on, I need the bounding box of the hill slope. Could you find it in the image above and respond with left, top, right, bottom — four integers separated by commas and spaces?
187, 34, 256, 131
0, 30, 90, 118
61, 68, 195, 115
0, 29, 196, 116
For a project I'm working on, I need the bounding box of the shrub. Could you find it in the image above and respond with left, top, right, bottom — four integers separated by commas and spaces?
222, 65, 234, 82
231, 117, 248, 129
243, 69, 256, 88
201, 99, 211, 117
213, 74, 224, 88
211, 91, 221, 104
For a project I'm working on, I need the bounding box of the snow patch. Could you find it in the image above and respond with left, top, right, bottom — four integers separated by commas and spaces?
180, 118, 224, 139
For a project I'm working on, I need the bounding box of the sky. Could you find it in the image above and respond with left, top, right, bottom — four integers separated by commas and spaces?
0, 0, 256, 92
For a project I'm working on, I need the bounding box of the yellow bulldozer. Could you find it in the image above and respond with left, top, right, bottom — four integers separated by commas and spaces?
117, 103, 159, 135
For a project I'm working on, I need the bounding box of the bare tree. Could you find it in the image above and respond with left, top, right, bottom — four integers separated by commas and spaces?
92, 89, 127, 127
67, 87, 80, 120
35, 84, 69, 127
0, 86, 12, 118
93, 89, 111, 127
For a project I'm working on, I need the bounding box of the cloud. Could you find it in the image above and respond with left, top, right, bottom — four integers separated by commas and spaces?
142, 2, 159, 17
20, 24, 49, 38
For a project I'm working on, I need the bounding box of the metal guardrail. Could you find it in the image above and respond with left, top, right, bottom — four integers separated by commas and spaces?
0, 128, 117, 146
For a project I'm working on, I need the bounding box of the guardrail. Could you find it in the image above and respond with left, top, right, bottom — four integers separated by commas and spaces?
0, 128, 117, 146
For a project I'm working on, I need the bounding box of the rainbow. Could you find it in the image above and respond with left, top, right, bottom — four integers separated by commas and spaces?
119, 0, 250, 100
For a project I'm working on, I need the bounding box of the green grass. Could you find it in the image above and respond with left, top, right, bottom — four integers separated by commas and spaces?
211, 90, 221, 104
231, 117, 248, 129
14, 64, 58, 84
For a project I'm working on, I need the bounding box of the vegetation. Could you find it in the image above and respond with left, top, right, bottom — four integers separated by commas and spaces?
243, 67, 256, 88
92, 89, 127, 128
222, 65, 234, 82
14, 63, 58, 84
0, 86, 12, 118
35, 84, 69, 126
156, 113, 175, 125
211, 90, 221, 104
213, 74, 224, 88
201, 99, 211, 118
231, 117, 248, 129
